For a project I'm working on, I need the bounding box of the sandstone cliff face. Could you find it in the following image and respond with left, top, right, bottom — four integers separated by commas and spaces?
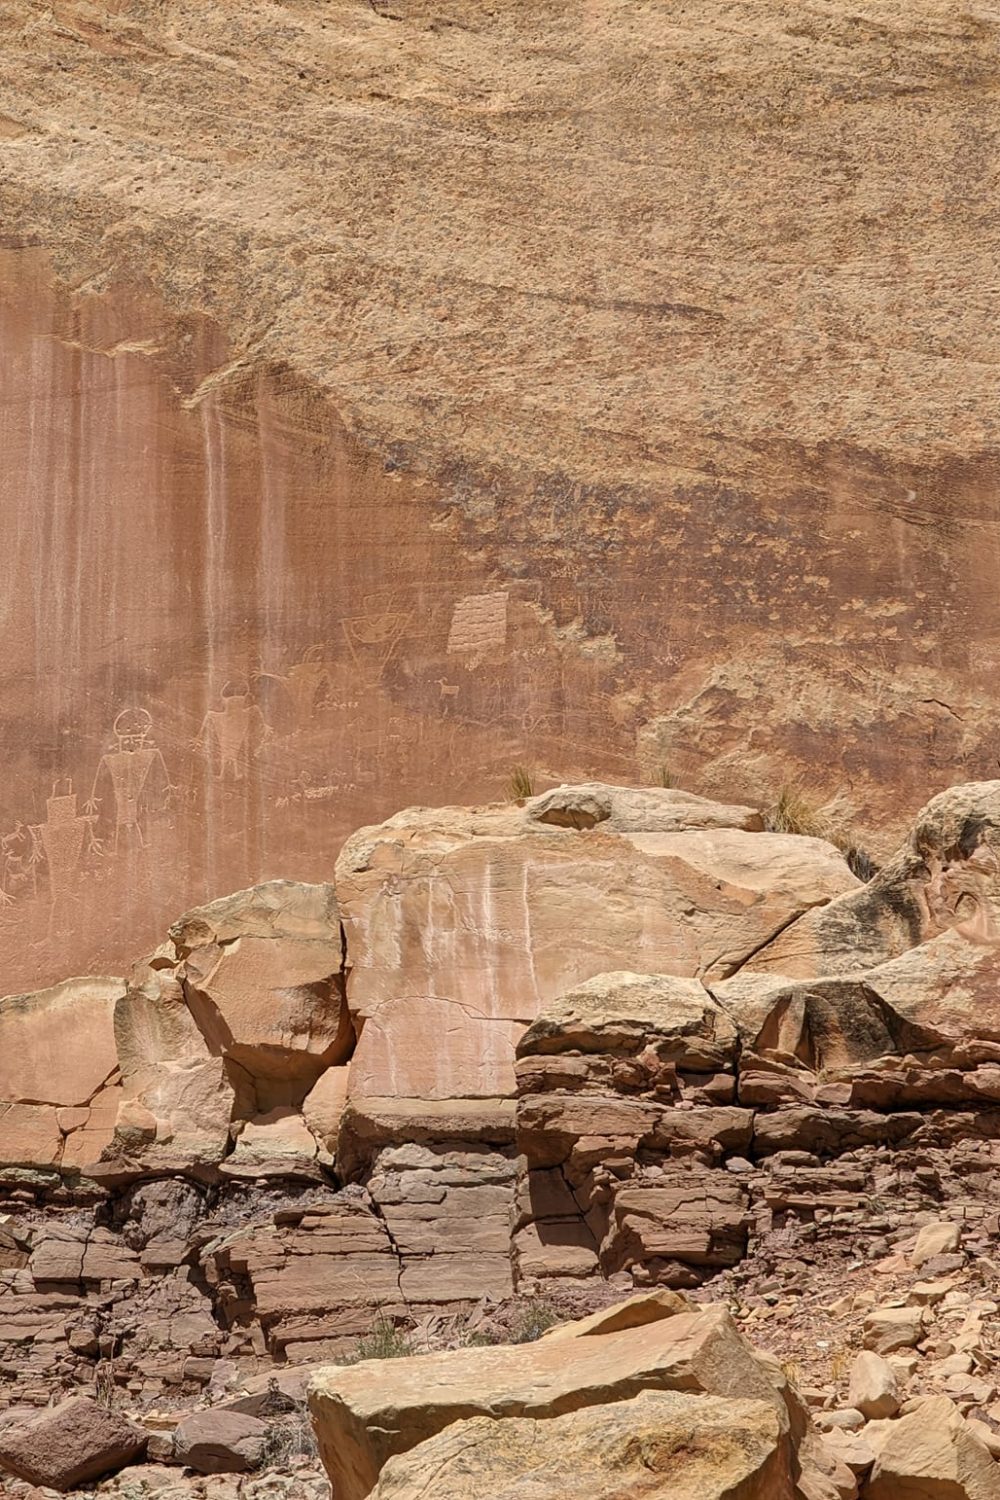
2, 2, 1000, 984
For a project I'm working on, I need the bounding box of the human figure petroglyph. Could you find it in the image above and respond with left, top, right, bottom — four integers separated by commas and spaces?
30, 780, 98, 916
282, 644, 333, 726
88, 708, 174, 852
196, 678, 272, 781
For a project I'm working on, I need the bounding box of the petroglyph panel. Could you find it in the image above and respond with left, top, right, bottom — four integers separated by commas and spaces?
447, 591, 509, 664
0, 252, 627, 993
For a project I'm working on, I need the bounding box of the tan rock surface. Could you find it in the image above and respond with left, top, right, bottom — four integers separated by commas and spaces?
176, 882, 352, 1089
0, 977, 121, 1108
337, 792, 855, 1066
369, 1390, 793, 1500
864, 1395, 1000, 1500
308, 1303, 786, 1500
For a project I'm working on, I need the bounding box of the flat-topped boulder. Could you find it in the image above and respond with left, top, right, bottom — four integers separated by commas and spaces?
336, 786, 856, 1117
369, 1390, 793, 1500
308, 1302, 787, 1500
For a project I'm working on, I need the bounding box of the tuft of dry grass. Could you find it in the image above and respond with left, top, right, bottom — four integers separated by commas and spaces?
764, 783, 830, 839
506, 765, 535, 801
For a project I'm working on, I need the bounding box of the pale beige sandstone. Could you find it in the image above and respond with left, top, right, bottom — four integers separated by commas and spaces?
336, 791, 856, 1085
368, 1390, 794, 1500
747, 782, 1000, 978
308, 1303, 787, 1500
349, 997, 525, 1101
0, 977, 123, 1171
223, 1109, 321, 1179
174, 882, 352, 1091
911, 1220, 963, 1267
111, 957, 242, 1171
336, 1097, 516, 1181
848, 1351, 899, 1421
302, 1065, 350, 1155
517, 970, 738, 1068
526, 783, 764, 834
539, 1288, 690, 1339
864, 1395, 1000, 1500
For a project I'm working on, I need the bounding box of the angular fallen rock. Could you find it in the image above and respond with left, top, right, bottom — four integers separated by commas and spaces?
864, 1394, 1000, 1500
172, 1408, 270, 1474
862, 1304, 926, 1355
368, 1389, 794, 1500
0, 1395, 146, 1490
912, 1219, 962, 1267
308, 1303, 787, 1500
848, 1350, 899, 1420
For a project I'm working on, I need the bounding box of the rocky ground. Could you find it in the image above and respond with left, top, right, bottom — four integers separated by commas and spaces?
4, 777, 1000, 1495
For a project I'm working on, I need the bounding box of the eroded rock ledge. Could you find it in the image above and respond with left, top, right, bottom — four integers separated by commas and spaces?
2, 779, 1000, 1444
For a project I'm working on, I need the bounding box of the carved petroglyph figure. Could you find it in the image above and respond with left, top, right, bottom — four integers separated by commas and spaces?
0, 821, 38, 907
88, 708, 174, 851
283, 644, 332, 726
447, 590, 508, 668
196, 679, 272, 781
30, 780, 97, 914
342, 603, 410, 683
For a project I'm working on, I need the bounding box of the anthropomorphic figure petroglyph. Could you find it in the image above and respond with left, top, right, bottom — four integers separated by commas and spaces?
87, 708, 174, 851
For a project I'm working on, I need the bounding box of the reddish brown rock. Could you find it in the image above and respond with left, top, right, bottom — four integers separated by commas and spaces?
0, 1395, 146, 1490
172, 1409, 269, 1475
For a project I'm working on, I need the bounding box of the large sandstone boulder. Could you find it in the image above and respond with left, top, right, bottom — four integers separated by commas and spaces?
863, 1395, 1000, 1499
172, 881, 353, 1092
746, 781, 1000, 978
172, 1409, 269, 1474
0, 1395, 146, 1490
337, 786, 855, 1115
0, 977, 123, 1171
369, 1389, 794, 1500
111, 955, 244, 1173
308, 1302, 788, 1500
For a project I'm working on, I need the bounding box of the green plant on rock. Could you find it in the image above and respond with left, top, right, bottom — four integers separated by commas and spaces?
352, 1313, 414, 1362
509, 1300, 560, 1343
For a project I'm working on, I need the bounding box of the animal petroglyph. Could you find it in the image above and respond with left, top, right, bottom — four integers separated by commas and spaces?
447, 591, 508, 667
0, 821, 37, 907
88, 708, 174, 851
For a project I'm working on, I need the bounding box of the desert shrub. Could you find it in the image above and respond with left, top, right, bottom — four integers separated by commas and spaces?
508, 1300, 560, 1343
506, 765, 535, 801
352, 1313, 413, 1362
260, 1407, 318, 1466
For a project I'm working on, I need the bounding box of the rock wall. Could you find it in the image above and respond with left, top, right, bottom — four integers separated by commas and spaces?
5, 780, 1000, 1426
4, 2, 1000, 983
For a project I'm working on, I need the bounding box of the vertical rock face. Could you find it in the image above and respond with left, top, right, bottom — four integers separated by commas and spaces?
4, 3, 1000, 985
